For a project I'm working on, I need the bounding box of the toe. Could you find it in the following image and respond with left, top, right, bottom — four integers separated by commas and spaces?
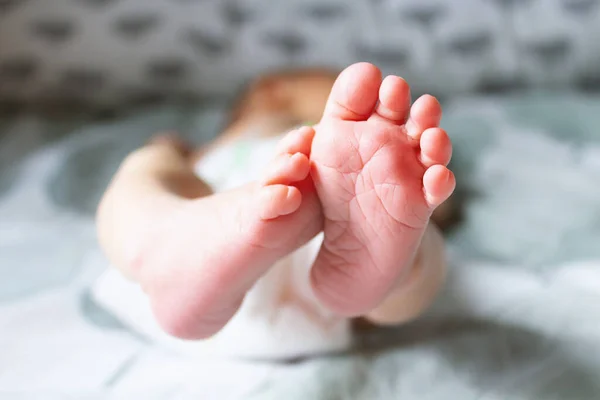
406, 95, 442, 142
262, 152, 310, 186
371, 75, 411, 125
322, 62, 382, 121
275, 126, 315, 156
419, 127, 452, 167
259, 185, 302, 220
423, 165, 455, 208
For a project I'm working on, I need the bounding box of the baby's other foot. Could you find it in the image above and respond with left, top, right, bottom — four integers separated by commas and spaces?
309, 63, 455, 316
140, 127, 322, 339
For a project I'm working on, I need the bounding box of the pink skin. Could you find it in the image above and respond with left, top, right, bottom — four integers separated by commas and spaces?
140, 127, 322, 339
139, 63, 454, 339
309, 63, 455, 317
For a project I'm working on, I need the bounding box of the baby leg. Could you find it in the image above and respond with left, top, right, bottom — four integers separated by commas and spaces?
97, 127, 322, 339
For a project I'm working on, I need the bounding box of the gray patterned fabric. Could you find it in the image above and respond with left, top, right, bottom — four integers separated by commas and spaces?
2, 0, 600, 110
2, 96, 600, 397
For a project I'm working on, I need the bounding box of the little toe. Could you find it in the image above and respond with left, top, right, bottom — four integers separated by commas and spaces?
371, 75, 411, 125
423, 165, 456, 208
406, 95, 442, 142
259, 184, 302, 220
419, 127, 452, 167
275, 126, 315, 156
322, 62, 382, 121
262, 152, 310, 186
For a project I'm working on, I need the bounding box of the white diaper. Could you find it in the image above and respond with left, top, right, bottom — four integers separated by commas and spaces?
91, 135, 352, 360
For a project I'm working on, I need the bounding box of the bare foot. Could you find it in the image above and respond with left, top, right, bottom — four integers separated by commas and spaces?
138, 126, 322, 339
309, 63, 455, 316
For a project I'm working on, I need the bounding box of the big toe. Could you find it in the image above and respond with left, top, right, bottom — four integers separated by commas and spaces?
275, 126, 315, 156
322, 62, 382, 121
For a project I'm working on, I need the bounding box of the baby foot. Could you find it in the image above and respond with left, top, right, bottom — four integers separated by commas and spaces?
139, 127, 322, 339
309, 63, 455, 316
